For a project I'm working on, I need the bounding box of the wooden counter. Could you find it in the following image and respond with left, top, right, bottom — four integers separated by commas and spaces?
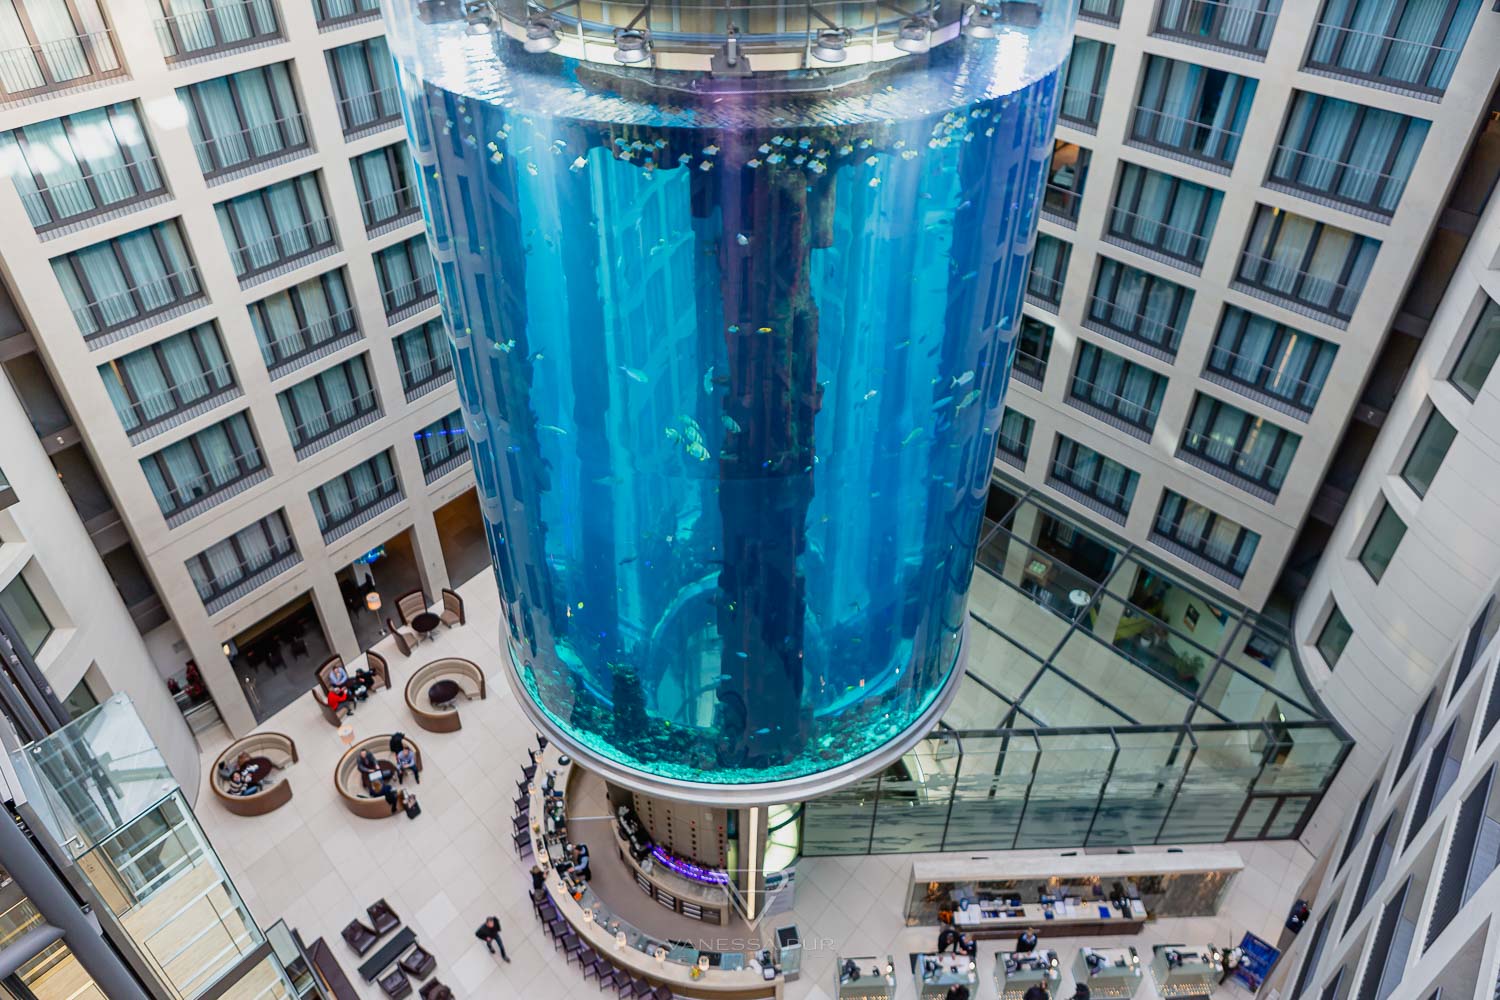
528, 754, 782, 1000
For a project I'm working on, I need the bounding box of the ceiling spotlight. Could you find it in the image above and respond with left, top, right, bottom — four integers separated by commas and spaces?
811, 28, 848, 63
613, 27, 650, 64
523, 14, 560, 52
893, 16, 933, 53
962, 5, 996, 37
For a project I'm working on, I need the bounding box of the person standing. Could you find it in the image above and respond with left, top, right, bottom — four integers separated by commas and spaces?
475, 916, 510, 962
1016, 927, 1039, 954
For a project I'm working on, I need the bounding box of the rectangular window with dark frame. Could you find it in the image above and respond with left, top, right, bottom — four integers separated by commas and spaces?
1307, 0, 1482, 96
1206, 305, 1337, 417
1151, 489, 1260, 583
1235, 205, 1379, 324
1012, 317, 1052, 389
1337, 784, 1376, 874
1345, 813, 1397, 933
1025, 234, 1070, 309
277, 355, 379, 456
1270, 91, 1427, 217
53, 219, 203, 344
215, 172, 334, 282
98, 321, 236, 439
1317, 602, 1353, 668
417, 410, 469, 480
1453, 598, 1496, 704
1155, 0, 1281, 54
394, 318, 453, 399
1049, 435, 1139, 522
327, 36, 400, 135
0, 575, 51, 655
1405, 722, 1462, 848
1084, 258, 1192, 360
1059, 38, 1112, 131
1396, 692, 1437, 784
0, 0, 125, 102
1043, 141, 1089, 225
352, 141, 418, 232
375, 234, 438, 320
1358, 501, 1407, 583
1077, 0, 1121, 24
139, 412, 265, 522
1355, 876, 1414, 1000
248, 268, 359, 376
314, 0, 378, 25
1130, 55, 1257, 169
151, 0, 279, 63
1401, 408, 1457, 498
1450, 298, 1500, 401
178, 63, 307, 179
1069, 342, 1168, 437
1426, 767, 1498, 949
1, 102, 164, 233
1180, 393, 1302, 500
996, 407, 1032, 467
1291, 901, 1338, 1000
186, 510, 297, 611
311, 449, 401, 541
1106, 164, 1222, 271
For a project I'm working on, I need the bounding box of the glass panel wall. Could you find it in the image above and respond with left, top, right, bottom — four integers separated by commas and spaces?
53, 220, 202, 342
98, 321, 235, 437
0, 894, 108, 998
1131, 55, 1256, 168
1271, 91, 1427, 216
215, 172, 333, 280
178, 63, 306, 178
1, 102, 162, 231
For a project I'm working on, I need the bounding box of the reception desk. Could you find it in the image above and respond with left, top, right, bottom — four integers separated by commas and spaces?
995, 949, 1060, 1000
1148, 944, 1220, 999
949, 896, 1146, 939
528, 755, 782, 999
1073, 947, 1142, 1000
914, 952, 977, 999
835, 956, 895, 1000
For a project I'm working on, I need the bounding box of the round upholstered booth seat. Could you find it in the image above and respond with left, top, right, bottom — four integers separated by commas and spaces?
211, 733, 298, 817
335, 735, 422, 820
404, 658, 486, 733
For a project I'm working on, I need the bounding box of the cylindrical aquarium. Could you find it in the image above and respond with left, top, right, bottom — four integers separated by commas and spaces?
384, 0, 1074, 796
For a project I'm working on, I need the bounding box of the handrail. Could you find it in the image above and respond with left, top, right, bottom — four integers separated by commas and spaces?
229, 216, 334, 276
1069, 378, 1161, 427
20, 155, 165, 227
193, 113, 307, 174
1084, 294, 1185, 350
1307, 20, 1463, 90
286, 388, 379, 444
0, 29, 123, 101
382, 270, 438, 313
338, 85, 401, 130
1130, 106, 1243, 159
1107, 205, 1212, 262
318, 476, 401, 531
154, 0, 279, 60
74, 267, 201, 336
1205, 344, 1321, 402
259, 307, 358, 364
1268, 144, 1406, 207
115, 361, 236, 424
1235, 250, 1361, 316
1180, 428, 1285, 484
156, 447, 265, 511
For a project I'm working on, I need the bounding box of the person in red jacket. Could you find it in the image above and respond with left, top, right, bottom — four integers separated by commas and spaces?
327, 684, 351, 715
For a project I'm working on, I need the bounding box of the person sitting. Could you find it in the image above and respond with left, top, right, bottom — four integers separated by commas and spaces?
957, 932, 977, 959
530, 865, 546, 894
395, 745, 420, 784
331, 663, 376, 700
944, 987, 971, 1000
356, 749, 380, 784
370, 776, 401, 814
229, 771, 261, 796
216, 756, 236, 784
327, 684, 352, 716
567, 844, 591, 881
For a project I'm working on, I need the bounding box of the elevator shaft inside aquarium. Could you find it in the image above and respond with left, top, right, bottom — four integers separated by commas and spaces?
388, 3, 1072, 789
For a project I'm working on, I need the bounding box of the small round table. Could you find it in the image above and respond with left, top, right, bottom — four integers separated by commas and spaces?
362, 762, 396, 791
428, 678, 462, 708
411, 612, 441, 640
241, 756, 275, 783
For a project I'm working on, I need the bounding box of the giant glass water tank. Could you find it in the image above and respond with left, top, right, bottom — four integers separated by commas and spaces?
384, 0, 1075, 800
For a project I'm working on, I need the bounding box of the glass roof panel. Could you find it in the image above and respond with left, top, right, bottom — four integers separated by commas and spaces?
965, 615, 1049, 703
1014, 667, 1137, 729
969, 562, 1074, 659
1197, 660, 1320, 724
944, 673, 1016, 731
1051, 628, 1197, 725
1220, 622, 1321, 709
1082, 592, 1218, 694
1108, 558, 1244, 656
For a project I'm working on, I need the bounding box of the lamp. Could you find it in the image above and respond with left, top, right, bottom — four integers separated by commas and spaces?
221, 641, 233, 658
893, 16, 933, 53
338, 723, 355, 746
961, 5, 996, 37
365, 590, 382, 612
523, 14, 560, 52
811, 28, 848, 63
613, 27, 649, 64
615, 930, 626, 949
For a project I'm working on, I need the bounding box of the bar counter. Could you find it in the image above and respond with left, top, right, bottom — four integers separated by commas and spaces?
528, 754, 783, 999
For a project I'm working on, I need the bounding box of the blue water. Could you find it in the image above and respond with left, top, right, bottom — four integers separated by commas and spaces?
405, 55, 1061, 786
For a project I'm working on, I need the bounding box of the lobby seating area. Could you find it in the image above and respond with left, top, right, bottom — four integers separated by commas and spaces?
209, 732, 298, 816
312, 652, 393, 727
335, 735, 423, 819
404, 658, 486, 733
341, 899, 452, 998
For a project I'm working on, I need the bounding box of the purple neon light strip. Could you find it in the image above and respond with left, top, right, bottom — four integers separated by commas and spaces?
650, 846, 730, 884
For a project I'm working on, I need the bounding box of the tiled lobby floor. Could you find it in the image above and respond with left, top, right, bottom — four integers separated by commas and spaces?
194, 571, 1314, 999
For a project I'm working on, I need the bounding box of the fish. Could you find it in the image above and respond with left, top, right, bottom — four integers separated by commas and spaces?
618, 365, 648, 383
664, 427, 681, 441
570, 156, 587, 171
736, 233, 750, 246
685, 442, 711, 462
722, 415, 741, 434
863, 389, 878, 401
746, 158, 762, 169
956, 389, 980, 409
754, 728, 771, 735
902, 427, 925, 446
868, 177, 881, 189
538, 424, 568, 435
952, 370, 974, 388
526, 163, 538, 176
703, 366, 715, 393
702, 144, 720, 156
497, 339, 516, 353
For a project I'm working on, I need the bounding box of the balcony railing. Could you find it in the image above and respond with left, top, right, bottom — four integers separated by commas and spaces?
401, 357, 455, 401
422, 445, 469, 483
1066, 381, 1160, 441
1041, 184, 1082, 225
260, 308, 360, 379
1266, 145, 1406, 219
198, 542, 300, 614
1232, 250, 1362, 327
1011, 351, 1046, 390
382, 270, 439, 321
1058, 87, 1105, 132
1082, 294, 1184, 361
338, 86, 402, 137
155, 0, 280, 63
315, 0, 380, 28
22, 156, 168, 234
1306, 21, 1465, 97
1025, 272, 1063, 310
1203, 344, 1323, 419
229, 216, 336, 284
1128, 106, 1241, 171
1105, 206, 1212, 272
193, 113, 309, 179
1148, 524, 1250, 586
288, 388, 380, 458
0, 29, 125, 104
362, 186, 421, 235
73, 266, 205, 347
1047, 458, 1132, 525
1178, 429, 1285, 502
118, 361, 239, 443
1077, 0, 1121, 25
1155, 0, 1278, 57
161, 449, 270, 527
995, 438, 1027, 469
318, 477, 403, 542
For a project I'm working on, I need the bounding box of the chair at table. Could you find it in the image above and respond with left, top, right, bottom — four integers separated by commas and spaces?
388, 619, 416, 657
378, 966, 412, 998
366, 899, 400, 936
400, 943, 436, 979
440, 588, 465, 627
514, 793, 529, 816
512, 814, 530, 835
340, 919, 378, 955
396, 590, 428, 627
650, 986, 673, 1000
418, 982, 454, 1000
513, 830, 533, 857
521, 762, 537, 782
560, 932, 585, 964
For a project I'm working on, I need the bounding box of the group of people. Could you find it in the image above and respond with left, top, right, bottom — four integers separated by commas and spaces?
325, 662, 378, 715
356, 734, 422, 814
216, 752, 263, 797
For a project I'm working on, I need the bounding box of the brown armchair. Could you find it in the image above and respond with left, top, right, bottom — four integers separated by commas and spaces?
419, 982, 454, 1000
399, 943, 436, 979
341, 919, 378, 956
378, 967, 412, 998
367, 899, 400, 936
439, 588, 465, 627
396, 590, 428, 627
313, 688, 349, 727
387, 619, 415, 657
366, 651, 390, 689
